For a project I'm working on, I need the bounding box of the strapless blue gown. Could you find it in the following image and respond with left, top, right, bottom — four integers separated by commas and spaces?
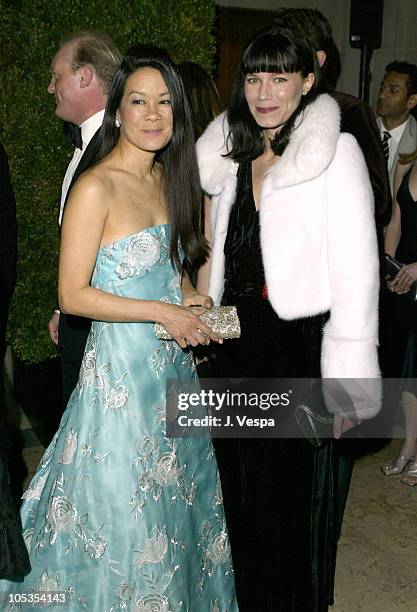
2, 225, 237, 611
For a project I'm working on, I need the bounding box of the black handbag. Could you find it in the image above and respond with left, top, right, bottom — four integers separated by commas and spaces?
295, 381, 334, 447
385, 254, 417, 301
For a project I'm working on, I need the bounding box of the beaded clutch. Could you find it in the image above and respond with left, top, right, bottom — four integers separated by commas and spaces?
154, 305, 241, 340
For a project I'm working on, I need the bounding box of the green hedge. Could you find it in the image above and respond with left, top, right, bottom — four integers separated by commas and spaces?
0, 0, 215, 363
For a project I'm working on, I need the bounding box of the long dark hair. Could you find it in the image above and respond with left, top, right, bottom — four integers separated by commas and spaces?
93, 44, 207, 269
177, 61, 221, 140
227, 26, 321, 161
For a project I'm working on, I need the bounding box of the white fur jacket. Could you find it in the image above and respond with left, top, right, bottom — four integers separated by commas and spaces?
197, 94, 381, 417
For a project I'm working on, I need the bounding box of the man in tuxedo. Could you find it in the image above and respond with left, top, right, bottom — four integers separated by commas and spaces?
377, 60, 417, 195
47, 31, 121, 407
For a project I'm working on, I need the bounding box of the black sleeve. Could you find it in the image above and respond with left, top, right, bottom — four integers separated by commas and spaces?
0, 144, 18, 300
339, 101, 392, 227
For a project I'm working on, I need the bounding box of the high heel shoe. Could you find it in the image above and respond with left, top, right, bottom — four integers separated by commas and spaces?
400, 461, 417, 486
381, 455, 413, 475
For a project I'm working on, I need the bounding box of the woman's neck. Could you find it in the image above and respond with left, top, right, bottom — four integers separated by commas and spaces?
111, 137, 157, 178
262, 129, 279, 161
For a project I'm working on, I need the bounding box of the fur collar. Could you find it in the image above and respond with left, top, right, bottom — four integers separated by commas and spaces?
197, 93, 341, 193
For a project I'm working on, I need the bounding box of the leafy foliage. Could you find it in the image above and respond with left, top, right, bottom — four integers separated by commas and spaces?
0, 0, 215, 363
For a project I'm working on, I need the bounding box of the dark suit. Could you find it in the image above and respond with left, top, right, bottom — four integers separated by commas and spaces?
333, 91, 392, 229
0, 145, 17, 365
377, 114, 417, 195
58, 130, 100, 407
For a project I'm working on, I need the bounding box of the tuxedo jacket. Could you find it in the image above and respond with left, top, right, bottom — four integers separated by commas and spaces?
58, 130, 100, 372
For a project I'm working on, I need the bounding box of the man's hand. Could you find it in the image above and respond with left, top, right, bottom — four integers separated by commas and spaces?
48, 311, 60, 345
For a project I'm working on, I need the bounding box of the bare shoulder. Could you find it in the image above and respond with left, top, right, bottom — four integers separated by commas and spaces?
394, 160, 413, 192
61, 166, 111, 241
74, 163, 112, 196
66, 164, 114, 217
82, 155, 154, 191
397, 160, 413, 177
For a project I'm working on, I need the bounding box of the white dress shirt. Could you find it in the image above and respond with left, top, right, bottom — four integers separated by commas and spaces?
377, 116, 408, 172
59, 109, 105, 225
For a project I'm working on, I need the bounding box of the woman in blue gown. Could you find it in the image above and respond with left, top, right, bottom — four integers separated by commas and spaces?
1, 45, 237, 611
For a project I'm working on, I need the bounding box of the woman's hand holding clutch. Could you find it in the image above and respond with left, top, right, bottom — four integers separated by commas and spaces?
182, 291, 215, 364
387, 261, 417, 295
155, 302, 221, 349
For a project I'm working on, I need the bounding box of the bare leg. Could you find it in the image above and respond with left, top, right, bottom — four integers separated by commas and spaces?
400, 391, 417, 455
400, 391, 417, 485
381, 391, 417, 475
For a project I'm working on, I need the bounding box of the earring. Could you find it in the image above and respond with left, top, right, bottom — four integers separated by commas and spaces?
115, 118, 121, 128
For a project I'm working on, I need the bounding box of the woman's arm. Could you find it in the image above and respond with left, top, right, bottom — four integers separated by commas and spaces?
180, 195, 213, 306
196, 195, 212, 296
384, 200, 401, 257
181, 268, 213, 310
387, 161, 417, 294
58, 173, 219, 348
384, 161, 411, 256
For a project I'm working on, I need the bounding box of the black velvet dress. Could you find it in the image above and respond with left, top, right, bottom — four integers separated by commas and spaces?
211, 162, 338, 612
390, 167, 417, 390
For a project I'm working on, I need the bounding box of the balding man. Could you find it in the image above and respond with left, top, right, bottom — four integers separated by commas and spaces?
47, 31, 121, 407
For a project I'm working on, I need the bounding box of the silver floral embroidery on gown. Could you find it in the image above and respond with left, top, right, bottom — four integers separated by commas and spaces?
115, 231, 162, 279
0, 225, 237, 611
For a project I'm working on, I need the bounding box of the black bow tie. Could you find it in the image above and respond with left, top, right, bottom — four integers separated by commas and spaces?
64, 122, 83, 149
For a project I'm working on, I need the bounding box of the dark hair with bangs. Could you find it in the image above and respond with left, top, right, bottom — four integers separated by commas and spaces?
92, 44, 208, 270
227, 26, 321, 161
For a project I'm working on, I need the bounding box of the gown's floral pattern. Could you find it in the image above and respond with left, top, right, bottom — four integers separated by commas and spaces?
1, 225, 237, 611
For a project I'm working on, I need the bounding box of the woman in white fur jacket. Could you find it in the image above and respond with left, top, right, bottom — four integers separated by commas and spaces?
196, 25, 380, 612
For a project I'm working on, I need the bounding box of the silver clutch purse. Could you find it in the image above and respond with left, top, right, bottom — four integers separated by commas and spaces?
154, 305, 241, 340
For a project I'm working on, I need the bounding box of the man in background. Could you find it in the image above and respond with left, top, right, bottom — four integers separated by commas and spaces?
47, 31, 121, 407
276, 7, 391, 232
377, 60, 417, 195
